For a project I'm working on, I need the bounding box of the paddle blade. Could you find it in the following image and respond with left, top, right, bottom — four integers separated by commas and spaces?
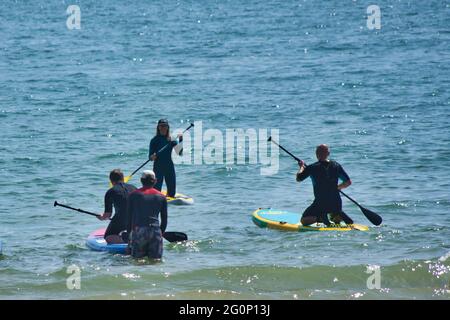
163, 232, 188, 243
360, 206, 382, 226
124, 175, 132, 183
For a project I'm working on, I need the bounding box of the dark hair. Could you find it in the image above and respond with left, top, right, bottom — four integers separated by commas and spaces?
316, 144, 330, 161
141, 176, 156, 187
109, 169, 124, 183
156, 121, 171, 141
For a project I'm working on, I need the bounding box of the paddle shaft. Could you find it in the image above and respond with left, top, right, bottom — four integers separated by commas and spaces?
54, 201, 101, 218
339, 190, 361, 208
129, 159, 151, 177
270, 139, 303, 163
54, 201, 188, 242
129, 123, 194, 177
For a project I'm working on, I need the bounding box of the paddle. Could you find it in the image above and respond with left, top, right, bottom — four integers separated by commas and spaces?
54, 201, 101, 218
121, 122, 194, 184
54, 201, 188, 242
338, 191, 382, 226
267, 137, 383, 226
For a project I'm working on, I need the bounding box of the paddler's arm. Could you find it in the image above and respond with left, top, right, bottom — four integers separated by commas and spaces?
99, 190, 113, 220
337, 164, 352, 190
98, 212, 112, 220
149, 138, 157, 161
160, 198, 168, 234
338, 180, 352, 190
171, 134, 183, 146
169, 133, 183, 147
296, 160, 309, 182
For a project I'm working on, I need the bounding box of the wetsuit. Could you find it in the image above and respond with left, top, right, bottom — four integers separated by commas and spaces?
297, 160, 353, 225
149, 135, 181, 197
127, 187, 168, 259
104, 182, 137, 239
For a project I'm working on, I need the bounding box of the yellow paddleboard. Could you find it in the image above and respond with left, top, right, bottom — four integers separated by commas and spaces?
252, 208, 369, 232
161, 190, 194, 205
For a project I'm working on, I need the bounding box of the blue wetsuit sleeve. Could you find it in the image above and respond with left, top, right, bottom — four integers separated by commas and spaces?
337, 164, 350, 182
170, 138, 179, 147
104, 189, 113, 213
160, 198, 168, 233
149, 137, 157, 160
297, 165, 311, 182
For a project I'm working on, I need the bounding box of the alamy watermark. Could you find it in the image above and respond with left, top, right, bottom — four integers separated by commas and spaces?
366, 265, 381, 289
367, 5, 381, 30
66, 5, 81, 30
171, 121, 279, 176
66, 5, 380, 31
66, 264, 81, 290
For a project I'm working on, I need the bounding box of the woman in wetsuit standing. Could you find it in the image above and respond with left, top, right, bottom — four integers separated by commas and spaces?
149, 119, 182, 198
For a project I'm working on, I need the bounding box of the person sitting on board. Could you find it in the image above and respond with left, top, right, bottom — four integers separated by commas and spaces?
98, 169, 137, 244
296, 144, 353, 226
127, 170, 168, 260
148, 119, 183, 198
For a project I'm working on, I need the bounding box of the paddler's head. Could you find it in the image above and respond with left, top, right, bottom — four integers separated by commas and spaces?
316, 144, 330, 162
109, 169, 124, 185
141, 170, 157, 188
156, 119, 170, 139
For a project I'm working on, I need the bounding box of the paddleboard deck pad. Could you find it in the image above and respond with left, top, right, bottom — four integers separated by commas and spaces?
161, 190, 194, 205
252, 208, 369, 232
86, 228, 128, 254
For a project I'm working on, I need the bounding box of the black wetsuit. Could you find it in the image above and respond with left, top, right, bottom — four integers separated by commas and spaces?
104, 182, 137, 238
149, 135, 180, 197
297, 160, 353, 225
127, 187, 168, 259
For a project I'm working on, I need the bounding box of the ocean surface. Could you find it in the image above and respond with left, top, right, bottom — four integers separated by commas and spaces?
0, 0, 449, 299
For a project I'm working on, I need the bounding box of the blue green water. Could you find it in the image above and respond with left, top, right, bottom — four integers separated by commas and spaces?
1, 0, 449, 299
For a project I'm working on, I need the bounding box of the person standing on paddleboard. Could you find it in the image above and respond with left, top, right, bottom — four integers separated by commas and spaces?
98, 169, 137, 244
296, 144, 353, 226
127, 170, 168, 259
149, 119, 183, 198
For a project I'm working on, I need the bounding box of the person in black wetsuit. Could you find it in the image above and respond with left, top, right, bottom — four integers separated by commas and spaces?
296, 144, 353, 226
98, 169, 137, 243
127, 170, 168, 259
149, 119, 183, 198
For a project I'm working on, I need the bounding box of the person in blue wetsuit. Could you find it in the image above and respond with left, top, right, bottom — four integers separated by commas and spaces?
148, 119, 182, 197
296, 144, 353, 226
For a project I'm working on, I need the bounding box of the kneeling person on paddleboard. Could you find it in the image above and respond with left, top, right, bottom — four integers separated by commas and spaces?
127, 170, 168, 259
296, 144, 353, 226
98, 169, 137, 244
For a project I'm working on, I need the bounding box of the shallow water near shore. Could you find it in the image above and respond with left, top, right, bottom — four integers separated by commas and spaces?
0, 0, 449, 299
